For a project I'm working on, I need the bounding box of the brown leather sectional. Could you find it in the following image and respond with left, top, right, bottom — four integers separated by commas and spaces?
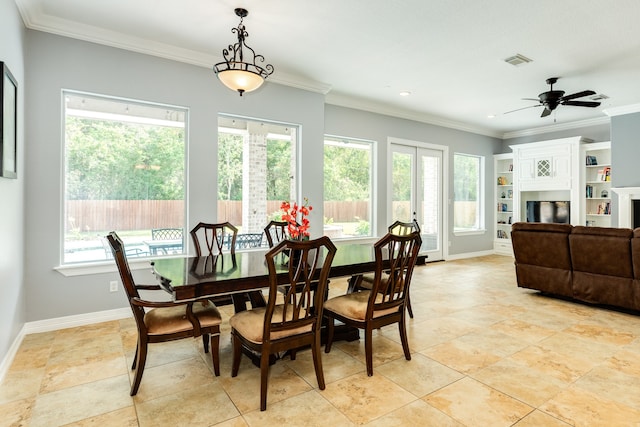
511, 222, 640, 311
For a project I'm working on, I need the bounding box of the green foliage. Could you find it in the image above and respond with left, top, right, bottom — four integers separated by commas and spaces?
355, 219, 370, 236
65, 117, 184, 200
392, 152, 411, 201
453, 154, 479, 201
324, 144, 371, 200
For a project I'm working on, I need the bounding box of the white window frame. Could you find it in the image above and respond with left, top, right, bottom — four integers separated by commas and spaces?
453, 152, 485, 235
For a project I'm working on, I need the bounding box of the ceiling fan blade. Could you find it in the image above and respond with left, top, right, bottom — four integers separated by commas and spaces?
562, 100, 601, 108
503, 104, 541, 114
561, 90, 596, 101
521, 98, 540, 102
541, 107, 552, 117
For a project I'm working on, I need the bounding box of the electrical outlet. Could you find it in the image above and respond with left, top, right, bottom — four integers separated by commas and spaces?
109, 281, 118, 293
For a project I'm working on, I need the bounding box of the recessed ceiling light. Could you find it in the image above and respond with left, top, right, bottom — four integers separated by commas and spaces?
399, 91, 411, 97
487, 114, 497, 119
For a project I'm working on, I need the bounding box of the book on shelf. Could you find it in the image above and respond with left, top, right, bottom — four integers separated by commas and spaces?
586, 155, 598, 165
597, 202, 611, 215
586, 185, 593, 198
604, 167, 611, 181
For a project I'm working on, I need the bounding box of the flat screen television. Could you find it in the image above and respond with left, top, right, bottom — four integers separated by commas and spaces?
526, 201, 570, 224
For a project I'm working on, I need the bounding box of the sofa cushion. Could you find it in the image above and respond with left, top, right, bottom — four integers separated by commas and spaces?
511, 222, 573, 297
570, 226, 634, 309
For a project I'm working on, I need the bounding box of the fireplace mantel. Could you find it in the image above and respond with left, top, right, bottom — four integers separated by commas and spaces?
611, 187, 640, 228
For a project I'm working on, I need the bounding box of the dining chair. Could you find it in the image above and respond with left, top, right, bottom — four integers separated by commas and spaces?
190, 221, 238, 257
106, 232, 221, 396
263, 220, 289, 248
350, 219, 421, 318
324, 231, 422, 376
229, 236, 337, 411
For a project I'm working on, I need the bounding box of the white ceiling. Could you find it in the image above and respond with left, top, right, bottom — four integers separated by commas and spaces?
15, 0, 640, 138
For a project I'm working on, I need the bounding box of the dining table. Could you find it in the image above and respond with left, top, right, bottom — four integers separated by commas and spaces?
150, 242, 427, 305
151, 242, 426, 364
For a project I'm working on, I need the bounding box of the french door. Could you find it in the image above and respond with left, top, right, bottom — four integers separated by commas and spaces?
389, 140, 446, 261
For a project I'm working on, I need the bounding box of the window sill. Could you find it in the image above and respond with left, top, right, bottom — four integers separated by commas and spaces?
55, 257, 157, 277
453, 229, 486, 237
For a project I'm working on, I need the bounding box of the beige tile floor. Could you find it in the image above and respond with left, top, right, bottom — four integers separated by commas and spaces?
3, 255, 640, 426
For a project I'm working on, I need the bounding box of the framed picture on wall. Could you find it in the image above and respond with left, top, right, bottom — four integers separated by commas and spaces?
1, 62, 17, 179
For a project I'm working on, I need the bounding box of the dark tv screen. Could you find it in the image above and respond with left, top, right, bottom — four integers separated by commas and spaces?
526, 201, 570, 224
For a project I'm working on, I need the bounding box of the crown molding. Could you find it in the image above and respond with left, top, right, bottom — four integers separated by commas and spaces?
16, 1, 331, 95
325, 92, 503, 139
501, 116, 610, 140
603, 103, 640, 117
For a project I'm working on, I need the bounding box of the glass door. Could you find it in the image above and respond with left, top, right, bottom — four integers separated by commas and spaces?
390, 142, 444, 260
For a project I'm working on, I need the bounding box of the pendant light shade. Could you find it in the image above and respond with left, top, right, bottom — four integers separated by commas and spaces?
213, 8, 274, 96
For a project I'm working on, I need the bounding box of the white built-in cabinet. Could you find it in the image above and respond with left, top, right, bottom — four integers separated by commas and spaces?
509, 136, 592, 227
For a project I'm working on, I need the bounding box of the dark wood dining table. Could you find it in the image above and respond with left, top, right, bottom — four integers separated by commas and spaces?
151, 242, 426, 364
151, 242, 427, 305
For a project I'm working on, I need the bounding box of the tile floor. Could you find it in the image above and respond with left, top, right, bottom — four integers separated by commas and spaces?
2, 255, 640, 426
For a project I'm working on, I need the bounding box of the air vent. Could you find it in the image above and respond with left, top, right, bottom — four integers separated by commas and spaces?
590, 94, 609, 101
504, 54, 533, 66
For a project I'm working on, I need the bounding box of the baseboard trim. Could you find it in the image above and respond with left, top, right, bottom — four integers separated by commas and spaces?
446, 250, 495, 261
1, 308, 133, 384
23, 307, 132, 334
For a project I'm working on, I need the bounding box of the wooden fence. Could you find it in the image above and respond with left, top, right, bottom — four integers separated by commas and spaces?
65, 200, 373, 232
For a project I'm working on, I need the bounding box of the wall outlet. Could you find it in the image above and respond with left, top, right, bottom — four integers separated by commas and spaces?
109, 281, 118, 293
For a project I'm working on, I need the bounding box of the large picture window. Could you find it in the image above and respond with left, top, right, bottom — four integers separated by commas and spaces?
217, 116, 297, 243
453, 152, 484, 232
324, 136, 374, 238
63, 92, 187, 263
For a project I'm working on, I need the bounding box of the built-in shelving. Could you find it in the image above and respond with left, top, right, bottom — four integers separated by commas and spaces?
494, 153, 514, 255
581, 141, 612, 227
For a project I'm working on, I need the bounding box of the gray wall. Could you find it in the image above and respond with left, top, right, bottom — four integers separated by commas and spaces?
325, 105, 503, 255
0, 0, 26, 367
503, 122, 610, 148
611, 112, 640, 187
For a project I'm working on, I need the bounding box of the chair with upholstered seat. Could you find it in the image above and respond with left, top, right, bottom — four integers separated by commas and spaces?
230, 236, 337, 411
324, 231, 421, 376
106, 232, 221, 396
350, 219, 421, 318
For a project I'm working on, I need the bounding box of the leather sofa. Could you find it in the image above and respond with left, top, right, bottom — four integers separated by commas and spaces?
511, 222, 640, 311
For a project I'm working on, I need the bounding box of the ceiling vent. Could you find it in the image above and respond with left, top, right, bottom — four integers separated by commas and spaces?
504, 54, 533, 66
589, 93, 609, 101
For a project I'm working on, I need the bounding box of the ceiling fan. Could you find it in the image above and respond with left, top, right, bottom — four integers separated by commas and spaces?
507, 77, 601, 117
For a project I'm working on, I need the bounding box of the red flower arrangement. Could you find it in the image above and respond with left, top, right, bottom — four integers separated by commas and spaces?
280, 198, 312, 240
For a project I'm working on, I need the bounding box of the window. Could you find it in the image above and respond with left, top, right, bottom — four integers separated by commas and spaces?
324, 136, 374, 238
63, 92, 186, 263
453, 153, 484, 232
217, 116, 297, 239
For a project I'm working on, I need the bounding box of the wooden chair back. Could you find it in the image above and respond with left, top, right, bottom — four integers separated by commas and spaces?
190, 222, 238, 256
106, 232, 146, 327
263, 236, 337, 339
263, 220, 289, 248
367, 231, 422, 319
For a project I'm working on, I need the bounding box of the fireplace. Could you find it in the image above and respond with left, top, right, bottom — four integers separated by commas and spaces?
612, 187, 640, 228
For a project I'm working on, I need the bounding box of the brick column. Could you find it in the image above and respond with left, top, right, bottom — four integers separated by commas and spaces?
242, 122, 268, 233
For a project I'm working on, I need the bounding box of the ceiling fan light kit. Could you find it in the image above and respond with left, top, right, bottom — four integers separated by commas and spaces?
506, 77, 601, 118
213, 8, 274, 96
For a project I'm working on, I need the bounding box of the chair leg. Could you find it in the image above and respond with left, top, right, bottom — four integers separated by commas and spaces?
210, 334, 220, 376
259, 346, 271, 411
365, 325, 374, 376
202, 333, 210, 353
131, 343, 139, 370
312, 333, 325, 390
231, 331, 242, 377
406, 293, 414, 319
398, 317, 411, 361
131, 338, 148, 396
324, 316, 335, 353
